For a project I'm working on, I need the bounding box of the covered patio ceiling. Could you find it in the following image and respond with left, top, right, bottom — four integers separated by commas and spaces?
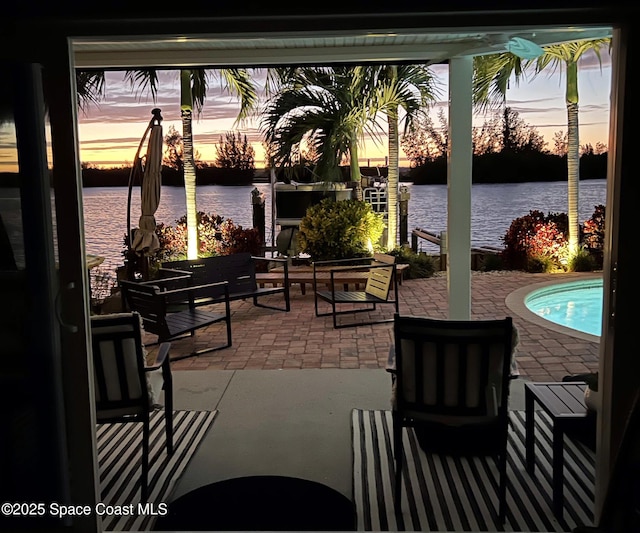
72, 25, 612, 69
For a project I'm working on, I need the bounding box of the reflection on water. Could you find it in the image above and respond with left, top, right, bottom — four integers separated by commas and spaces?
81, 179, 607, 268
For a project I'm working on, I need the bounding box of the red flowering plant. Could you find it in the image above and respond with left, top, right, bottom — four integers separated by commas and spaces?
582, 204, 605, 251
155, 221, 187, 261
502, 210, 547, 270
154, 211, 261, 261
527, 220, 569, 271
581, 204, 606, 269
154, 212, 224, 261
502, 210, 569, 271
218, 219, 262, 256
503, 207, 605, 273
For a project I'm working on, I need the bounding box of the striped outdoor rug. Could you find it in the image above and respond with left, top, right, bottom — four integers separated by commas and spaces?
352, 409, 595, 532
97, 409, 217, 531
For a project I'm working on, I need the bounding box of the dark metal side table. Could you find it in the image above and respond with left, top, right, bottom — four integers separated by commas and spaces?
525, 381, 591, 519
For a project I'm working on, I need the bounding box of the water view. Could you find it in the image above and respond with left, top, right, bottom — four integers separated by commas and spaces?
83, 179, 607, 268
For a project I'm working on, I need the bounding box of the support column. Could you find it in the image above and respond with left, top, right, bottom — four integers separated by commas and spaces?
447, 57, 473, 320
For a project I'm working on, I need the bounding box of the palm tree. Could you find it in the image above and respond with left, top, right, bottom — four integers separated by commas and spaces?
354, 65, 439, 249
473, 38, 611, 257
134, 68, 256, 259
77, 67, 257, 260
261, 66, 383, 185
262, 65, 439, 250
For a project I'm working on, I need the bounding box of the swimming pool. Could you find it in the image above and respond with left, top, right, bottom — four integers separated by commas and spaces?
524, 278, 603, 337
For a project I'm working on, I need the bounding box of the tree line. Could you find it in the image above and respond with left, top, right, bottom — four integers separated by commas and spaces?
401, 107, 607, 184
80, 129, 257, 187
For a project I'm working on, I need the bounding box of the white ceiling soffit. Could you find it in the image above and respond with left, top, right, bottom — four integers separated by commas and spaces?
73, 26, 612, 69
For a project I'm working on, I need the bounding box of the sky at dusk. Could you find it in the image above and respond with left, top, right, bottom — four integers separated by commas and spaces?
0, 49, 612, 172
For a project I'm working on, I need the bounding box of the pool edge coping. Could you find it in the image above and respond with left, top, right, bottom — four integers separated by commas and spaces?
505, 273, 602, 343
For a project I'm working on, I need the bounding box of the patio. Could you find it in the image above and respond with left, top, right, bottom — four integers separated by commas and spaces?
154, 270, 601, 381
131, 270, 601, 531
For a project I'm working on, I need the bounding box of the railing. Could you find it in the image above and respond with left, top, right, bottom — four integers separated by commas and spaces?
411, 227, 503, 270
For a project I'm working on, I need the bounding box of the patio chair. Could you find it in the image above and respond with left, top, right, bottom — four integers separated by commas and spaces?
120, 278, 232, 360
313, 253, 399, 328
390, 314, 515, 524
90, 312, 174, 502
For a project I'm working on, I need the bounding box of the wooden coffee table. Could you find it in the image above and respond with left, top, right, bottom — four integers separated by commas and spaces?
525, 381, 590, 519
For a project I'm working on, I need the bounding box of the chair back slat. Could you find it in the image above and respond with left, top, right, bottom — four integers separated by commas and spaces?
394, 315, 514, 420
365, 268, 393, 299
120, 281, 168, 338
365, 253, 396, 300
163, 253, 257, 298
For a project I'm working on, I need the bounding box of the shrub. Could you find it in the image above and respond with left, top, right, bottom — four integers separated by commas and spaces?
89, 264, 116, 311
217, 219, 262, 256
155, 211, 261, 261
582, 204, 605, 269
154, 212, 224, 260
480, 253, 503, 272
527, 221, 569, 269
503, 207, 605, 272
297, 198, 384, 260
582, 204, 605, 250
502, 210, 547, 270
502, 210, 568, 272
568, 248, 598, 272
527, 254, 555, 273
387, 247, 436, 279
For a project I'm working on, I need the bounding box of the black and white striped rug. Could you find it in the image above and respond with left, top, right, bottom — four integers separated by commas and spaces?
97, 409, 216, 531
352, 409, 595, 532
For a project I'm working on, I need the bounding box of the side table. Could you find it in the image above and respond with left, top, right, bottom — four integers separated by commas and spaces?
525, 381, 591, 519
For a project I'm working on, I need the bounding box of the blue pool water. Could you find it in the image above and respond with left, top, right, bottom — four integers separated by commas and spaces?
525, 279, 603, 337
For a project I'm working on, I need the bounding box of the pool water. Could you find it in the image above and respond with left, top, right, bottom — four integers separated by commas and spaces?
525, 279, 603, 337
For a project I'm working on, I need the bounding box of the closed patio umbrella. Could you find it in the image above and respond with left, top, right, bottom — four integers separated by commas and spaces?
127, 108, 163, 272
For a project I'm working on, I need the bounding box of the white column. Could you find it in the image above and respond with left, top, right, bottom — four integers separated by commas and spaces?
447, 57, 473, 319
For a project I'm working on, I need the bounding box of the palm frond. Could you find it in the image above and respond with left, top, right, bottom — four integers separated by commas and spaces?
76, 71, 106, 113
189, 69, 209, 116
218, 68, 258, 122
261, 65, 380, 175
536, 39, 612, 73
123, 69, 159, 102
473, 53, 526, 112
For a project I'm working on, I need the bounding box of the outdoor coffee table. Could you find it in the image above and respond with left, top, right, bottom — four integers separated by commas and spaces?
525, 381, 589, 519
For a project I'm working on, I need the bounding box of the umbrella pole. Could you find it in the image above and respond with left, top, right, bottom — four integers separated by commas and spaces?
140, 255, 150, 280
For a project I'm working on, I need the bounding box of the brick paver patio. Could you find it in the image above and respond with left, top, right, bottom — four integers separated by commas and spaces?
147, 270, 600, 382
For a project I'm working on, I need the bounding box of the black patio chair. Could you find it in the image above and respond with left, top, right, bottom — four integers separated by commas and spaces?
389, 314, 515, 524
91, 312, 174, 502
313, 253, 399, 328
